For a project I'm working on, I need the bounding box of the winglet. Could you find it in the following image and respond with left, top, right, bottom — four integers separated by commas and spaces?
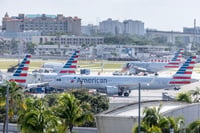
169, 56, 196, 85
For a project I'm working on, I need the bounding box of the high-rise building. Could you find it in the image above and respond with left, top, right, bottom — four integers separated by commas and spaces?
99, 18, 145, 35
123, 20, 145, 35
99, 18, 123, 35
81, 24, 99, 35
2, 13, 81, 35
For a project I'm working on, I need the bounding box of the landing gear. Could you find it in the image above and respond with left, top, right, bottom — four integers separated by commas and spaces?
174, 87, 180, 91
124, 92, 129, 97
118, 92, 123, 96
118, 87, 131, 97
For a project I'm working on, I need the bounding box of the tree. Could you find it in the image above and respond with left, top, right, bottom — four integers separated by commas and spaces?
71, 89, 109, 114
190, 87, 200, 103
176, 92, 192, 103
0, 81, 24, 133
25, 42, 36, 54
186, 120, 200, 133
71, 89, 109, 127
10, 39, 19, 55
166, 116, 185, 133
132, 103, 185, 133
54, 93, 93, 133
44, 94, 59, 107
142, 104, 162, 127
18, 97, 59, 133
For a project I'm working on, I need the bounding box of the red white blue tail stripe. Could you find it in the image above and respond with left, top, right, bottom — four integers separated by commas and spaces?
169, 56, 196, 85
9, 54, 31, 86
59, 50, 80, 75
165, 49, 184, 68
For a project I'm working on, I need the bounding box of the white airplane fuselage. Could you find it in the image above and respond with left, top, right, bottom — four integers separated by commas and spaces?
127, 62, 169, 73
42, 62, 64, 73
49, 75, 175, 90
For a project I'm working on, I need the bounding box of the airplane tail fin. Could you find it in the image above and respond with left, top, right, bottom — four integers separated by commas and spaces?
58, 50, 80, 75
169, 56, 196, 85
165, 49, 184, 68
9, 54, 31, 86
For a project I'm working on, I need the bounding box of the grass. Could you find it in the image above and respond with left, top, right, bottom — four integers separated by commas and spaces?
1, 58, 200, 73
0, 58, 125, 72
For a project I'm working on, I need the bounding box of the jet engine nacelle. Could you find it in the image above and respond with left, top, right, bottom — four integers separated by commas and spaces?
105, 86, 119, 95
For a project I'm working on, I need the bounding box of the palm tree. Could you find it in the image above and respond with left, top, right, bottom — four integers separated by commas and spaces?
18, 97, 59, 133
0, 81, 24, 133
186, 120, 200, 133
142, 103, 162, 127
8, 81, 24, 116
166, 116, 185, 133
54, 93, 93, 133
176, 92, 192, 103
132, 103, 185, 133
0, 85, 6, 132
190, 87, 200, 103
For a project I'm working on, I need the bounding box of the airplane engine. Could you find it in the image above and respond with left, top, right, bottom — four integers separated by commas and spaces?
105, 86, 119, 95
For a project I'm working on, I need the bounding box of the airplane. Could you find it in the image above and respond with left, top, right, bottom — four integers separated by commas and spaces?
33, 50, 80, 83
49, 56, 197, 97
8, 54, 31, 87
41, 50, 80, 73
122, 49, 184, 74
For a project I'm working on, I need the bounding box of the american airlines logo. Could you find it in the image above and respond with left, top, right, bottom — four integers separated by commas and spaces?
71, 77, 76, 83
71, 77, 107, 84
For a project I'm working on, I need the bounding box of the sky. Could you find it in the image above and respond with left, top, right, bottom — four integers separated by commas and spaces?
1, 0, 200, 31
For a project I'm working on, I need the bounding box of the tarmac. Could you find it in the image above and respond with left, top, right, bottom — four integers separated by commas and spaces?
109, 70, 200, 109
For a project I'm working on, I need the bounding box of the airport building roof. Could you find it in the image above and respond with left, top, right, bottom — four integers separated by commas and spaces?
101, 100, 189, 117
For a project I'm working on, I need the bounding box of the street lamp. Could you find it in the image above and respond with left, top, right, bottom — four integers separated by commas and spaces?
138, 82, 141, 133
5, 83, 9, 133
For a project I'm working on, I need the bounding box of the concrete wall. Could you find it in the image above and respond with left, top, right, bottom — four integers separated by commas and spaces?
96, 116, 138, 133
96, 103, 200, 133
0, 123, 97, 133
0, 123, 20, 133
163, 103, 200, 126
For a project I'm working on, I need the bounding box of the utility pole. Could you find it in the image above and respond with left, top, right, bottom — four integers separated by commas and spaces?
5, 84, 9, 133
138, 82, 141, 133
193, 19, 197, 49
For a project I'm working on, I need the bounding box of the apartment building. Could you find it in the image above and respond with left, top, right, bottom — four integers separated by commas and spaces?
81, 24, 99, 35
99, 18, 123, 35
2, 13, 81, 35
123, 20, 145, 35
99, 18, 145, 35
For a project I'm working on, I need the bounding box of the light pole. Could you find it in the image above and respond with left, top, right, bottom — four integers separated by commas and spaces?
5, 83, 9, 133
101, 45, 104, 73
138, 82, 141, 133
